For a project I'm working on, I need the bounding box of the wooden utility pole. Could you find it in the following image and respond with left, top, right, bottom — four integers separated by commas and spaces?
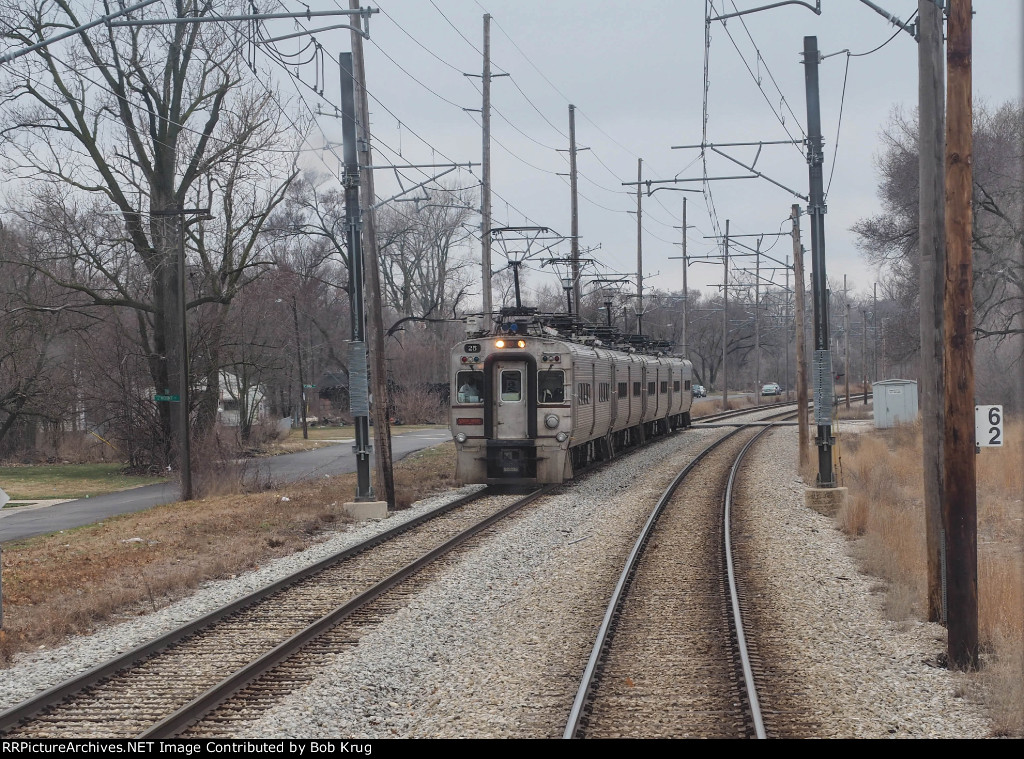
636, 158, 643, 334
792, 205, 810, 468
350, 0, 394, 508
755, 238, 761, 407
681, 197, 688, 357
291, 295, 308, 440
943, 0, 978, 670
569, 104, 581, 315
481, 14, 493, 330
919, 0, 946, 625
722, 219, 729, 410
844, 275, 850, 411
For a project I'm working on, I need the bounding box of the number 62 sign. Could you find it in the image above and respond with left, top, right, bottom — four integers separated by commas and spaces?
975, 405, 1003, 448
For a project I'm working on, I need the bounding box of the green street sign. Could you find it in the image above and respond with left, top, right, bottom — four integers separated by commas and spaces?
303, 384, 316, 389
154, 394, 180, 402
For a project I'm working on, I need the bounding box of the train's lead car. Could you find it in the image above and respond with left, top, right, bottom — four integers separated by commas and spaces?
450, 309, 694, 485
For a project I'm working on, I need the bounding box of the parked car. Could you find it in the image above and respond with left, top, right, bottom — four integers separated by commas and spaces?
761, 382, 781, 396
692, 384, 707, 398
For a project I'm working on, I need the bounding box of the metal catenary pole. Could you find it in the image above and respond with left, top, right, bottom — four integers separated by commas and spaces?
722, 219, 729, 410
291, 295, 308, 440
340, 52, 373, 501
481, 14, 493, 330
792, 205, 810, 469
802, 36, 835, 487
569, 104, 582, 316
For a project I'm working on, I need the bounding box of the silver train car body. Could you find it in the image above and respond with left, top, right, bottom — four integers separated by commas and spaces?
449, 327, 694, 485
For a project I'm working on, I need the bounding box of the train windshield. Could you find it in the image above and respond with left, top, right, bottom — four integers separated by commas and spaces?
456, 371, 484, 403
500, 370, 522, 401
538, 370, 565, 403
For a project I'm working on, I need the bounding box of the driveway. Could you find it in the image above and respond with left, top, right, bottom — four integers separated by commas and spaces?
0, 428, 452, 544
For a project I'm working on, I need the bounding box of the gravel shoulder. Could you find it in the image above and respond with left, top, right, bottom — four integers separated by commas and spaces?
0, 424, 996, 738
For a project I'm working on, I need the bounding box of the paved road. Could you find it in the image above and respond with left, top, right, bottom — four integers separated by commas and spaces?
0, 428, 452, 544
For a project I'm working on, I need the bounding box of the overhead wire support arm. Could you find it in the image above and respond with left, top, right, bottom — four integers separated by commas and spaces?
621, 178, 703, 197
675, 143, 810, 201
108, 7, 380, 39
857, 0, 920, 39
709, 0, 820, 22
369, 165, 477, 211
0, 0, 163, 63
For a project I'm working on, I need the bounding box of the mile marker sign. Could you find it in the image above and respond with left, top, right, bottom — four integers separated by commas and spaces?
975, 405, 1003, 448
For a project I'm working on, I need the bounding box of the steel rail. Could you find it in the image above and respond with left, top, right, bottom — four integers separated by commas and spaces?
563, 406, 799, 739
723, 423, 782, 740
0, 486, 494, 734
562, 426, 746, 739
142, 485, 554, 738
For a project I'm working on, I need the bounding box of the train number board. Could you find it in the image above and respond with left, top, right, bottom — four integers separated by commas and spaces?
975, 405, 1003, 448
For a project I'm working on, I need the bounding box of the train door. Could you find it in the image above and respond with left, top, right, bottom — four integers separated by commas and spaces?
493, 360, 529, 439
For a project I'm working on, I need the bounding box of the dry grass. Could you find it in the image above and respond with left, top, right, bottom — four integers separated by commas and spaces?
838, 418, 1024, 736
0, 442, 458, 664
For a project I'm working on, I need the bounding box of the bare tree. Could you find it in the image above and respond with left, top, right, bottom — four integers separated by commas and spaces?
0, 0, 299, 465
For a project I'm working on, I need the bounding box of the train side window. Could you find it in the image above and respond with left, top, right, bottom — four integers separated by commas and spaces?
674, 380, 681, 392
617, 382, 627, 398
577, 383, 591, 405
598, 383, 610, 402
660, 381, 668, 394
538, 370, 565, 403
685, 380, 691, 391
632, 381, 641, 397
500, 370, 522, 402
648, 381, 656, 396
456, 371, 484, 403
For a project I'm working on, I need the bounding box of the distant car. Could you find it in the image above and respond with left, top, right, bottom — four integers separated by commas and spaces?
762, 382, 781, 396
692, 384, 707, 398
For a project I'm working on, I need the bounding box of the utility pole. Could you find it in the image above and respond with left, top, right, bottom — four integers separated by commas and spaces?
480, 14, 493, 330
291, 295, 308, 440
340, 52, 374, 503
636, 158, 643, 334
722, 219, 729, 410
873, 282, 878, 382
919, 0, 946, 625
943, 0, 978, 671
803, 36, 835, 487
174, 213, 192, 501
350, 0, 394, 508
681, 198, 688, 357
784, 255, 791, 403
755, 237, 761, 406
861, 308, 868, 405
568, 104, 582, 315
669, 197, 691, 357
792, 205, 810, 468
844, 275, 850, 411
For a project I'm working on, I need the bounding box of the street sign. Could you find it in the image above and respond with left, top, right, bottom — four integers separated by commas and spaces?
975, 405, 1003, 448
303, 385, 316, 389
154, 394, 180, 402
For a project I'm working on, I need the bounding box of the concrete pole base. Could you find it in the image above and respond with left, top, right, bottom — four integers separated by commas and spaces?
804, 486, 848, 517
341, 500, 388, 521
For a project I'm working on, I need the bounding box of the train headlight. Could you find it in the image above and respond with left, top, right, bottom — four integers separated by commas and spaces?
454, 432, 468, 443
544, 414, 560, 429
494, 339, 505, 349
555, 432, 568, 443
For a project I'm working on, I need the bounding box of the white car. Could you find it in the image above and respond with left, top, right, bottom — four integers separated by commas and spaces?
761, 383, 781, 396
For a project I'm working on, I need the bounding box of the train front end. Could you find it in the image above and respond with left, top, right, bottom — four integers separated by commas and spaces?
450, 335, 571, 485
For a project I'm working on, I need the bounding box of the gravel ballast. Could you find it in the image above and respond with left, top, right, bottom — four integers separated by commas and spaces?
0, 424, 995, 738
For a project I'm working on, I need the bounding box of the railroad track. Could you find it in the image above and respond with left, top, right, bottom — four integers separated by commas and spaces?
0, 486, 550, 738
564, 410, 795, 739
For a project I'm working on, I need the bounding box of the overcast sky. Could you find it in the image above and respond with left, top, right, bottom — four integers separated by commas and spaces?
280, 1, 1022, 308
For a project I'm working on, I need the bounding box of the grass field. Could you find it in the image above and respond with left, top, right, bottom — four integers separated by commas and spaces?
0, 464, 168, 502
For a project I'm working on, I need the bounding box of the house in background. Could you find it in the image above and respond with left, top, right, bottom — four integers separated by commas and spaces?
217, 370, 269, 428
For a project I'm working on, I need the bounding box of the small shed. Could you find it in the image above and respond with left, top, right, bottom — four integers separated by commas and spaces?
873, 379, 919, 428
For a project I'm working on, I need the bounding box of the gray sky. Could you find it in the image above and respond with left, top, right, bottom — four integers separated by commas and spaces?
282, 1, 1022, 307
